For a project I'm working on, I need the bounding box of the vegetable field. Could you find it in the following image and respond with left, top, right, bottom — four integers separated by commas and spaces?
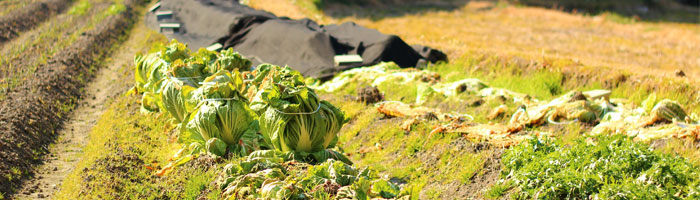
1, 0, 699, 200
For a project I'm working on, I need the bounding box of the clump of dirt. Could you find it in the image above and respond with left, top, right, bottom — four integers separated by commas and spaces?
312, 179, 341, 196
420, 72, 441, 83
569, 91, 587, 102
183, 154, 219, 170
675, 69, 686, 77
0, 0, 72, 45
356, 86, 384, 104
0, 0, 146, 197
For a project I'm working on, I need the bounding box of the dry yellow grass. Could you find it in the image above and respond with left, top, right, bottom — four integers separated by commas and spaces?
250, 0, 700, 78
247, 0, 309, 20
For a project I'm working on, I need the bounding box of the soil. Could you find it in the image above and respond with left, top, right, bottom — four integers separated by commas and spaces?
356, 86, 384, 104
77, 140, 147, 198
417, 139, 505, 199
0, 1, 111, 90
0, 0, 72, 45
0, 0, 146, 198
11, 16, 147, 198
345, 116, 506, 199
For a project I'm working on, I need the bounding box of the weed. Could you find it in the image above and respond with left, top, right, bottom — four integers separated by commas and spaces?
183, 169, 216, 199
601, 11, 637, 24
502, 135, 700, 199
10, 167, 21, 176
68, 0, 91, 16
484, 181, 512, 199
107, 3, 126, 16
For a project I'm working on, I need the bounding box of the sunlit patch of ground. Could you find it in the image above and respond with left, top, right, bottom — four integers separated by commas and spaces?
251, 0, 700, 79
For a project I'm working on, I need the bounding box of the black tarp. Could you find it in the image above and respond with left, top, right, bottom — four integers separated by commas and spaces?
147, 0, 447, 79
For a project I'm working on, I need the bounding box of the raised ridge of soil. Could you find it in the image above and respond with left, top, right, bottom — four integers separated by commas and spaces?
0, 0, 147, 197
0, 0, 73, 45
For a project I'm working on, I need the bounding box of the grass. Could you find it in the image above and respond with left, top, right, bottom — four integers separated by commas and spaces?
68, 0, 92, 16
484, 181, 513, 199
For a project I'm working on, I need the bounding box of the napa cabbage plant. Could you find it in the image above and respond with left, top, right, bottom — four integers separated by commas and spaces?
212, 48, 252, 72
159, 77, 195, 123
249, 65, 349, 164
219, 150, 406, 199
181, 71, 260, 156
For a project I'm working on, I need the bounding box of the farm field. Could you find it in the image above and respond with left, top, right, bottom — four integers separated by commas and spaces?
0, 0, 699, 199
0, 0, 39, 16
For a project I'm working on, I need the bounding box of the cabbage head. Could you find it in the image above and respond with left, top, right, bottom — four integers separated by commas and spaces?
250, 65, 345, 155
159, 77, 196, 123
160, 39, 190, 63
212, 48, 252, 72
206, 137, 228, 157
651, 99, 687, 123
133, 52, 167, 94
182, 71, 258, 151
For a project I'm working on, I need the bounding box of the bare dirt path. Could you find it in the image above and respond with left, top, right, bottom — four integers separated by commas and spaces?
11, 18, 151, 200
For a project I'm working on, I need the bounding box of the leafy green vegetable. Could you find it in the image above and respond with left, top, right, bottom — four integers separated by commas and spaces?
213, 48, 252, 72
651, 99, 687, 123
160, 39, 190, 63
133, 52, 166, 94
371, 179, 401, 198
182, 71, 259, 155
220, 150, 406, 199
250, 65, 347, 163
159, 77, 196, 123
139, 92, 161, 113
206, 138, 227, 157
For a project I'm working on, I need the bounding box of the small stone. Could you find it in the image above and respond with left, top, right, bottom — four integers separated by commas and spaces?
37, 193, 45, 198
53, 166, 58, 171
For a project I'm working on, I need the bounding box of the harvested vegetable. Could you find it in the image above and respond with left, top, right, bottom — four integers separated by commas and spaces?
650, 99, 687, 123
